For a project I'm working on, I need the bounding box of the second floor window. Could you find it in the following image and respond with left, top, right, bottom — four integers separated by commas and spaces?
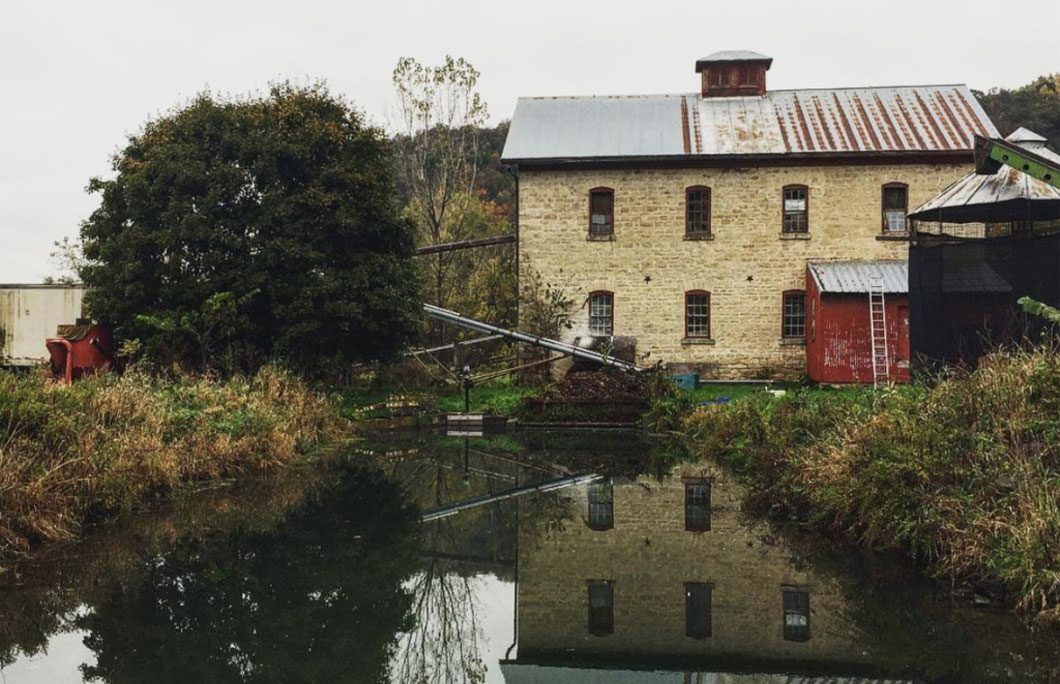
587, 580, 614, 635
685, 291, 711, 338
685, 479, 711, 531
588, 291, 614, 336
588, 480, 614, 530
882, 183, 908, 233
782, 291, 806, 339
589, 188, 614, 237
685, 186, 711, 236
782, 185, 809, 233
685, 582, 713, 639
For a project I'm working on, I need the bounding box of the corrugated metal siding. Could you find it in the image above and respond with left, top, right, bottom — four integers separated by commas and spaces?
808, 261, 908, 294
502, 85, 997, 161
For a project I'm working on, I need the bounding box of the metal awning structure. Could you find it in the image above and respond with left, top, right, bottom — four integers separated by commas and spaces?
909, 131, 1060, 224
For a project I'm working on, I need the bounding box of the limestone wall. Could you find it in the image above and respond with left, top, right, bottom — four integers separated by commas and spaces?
518, 163, 968, 377
517, 464, 867, 666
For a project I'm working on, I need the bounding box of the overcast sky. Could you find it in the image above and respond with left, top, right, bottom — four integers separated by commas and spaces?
2, 0, 1057, 282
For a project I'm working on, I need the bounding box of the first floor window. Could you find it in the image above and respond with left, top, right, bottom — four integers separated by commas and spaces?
589, 291, 613, 336
684, 479, 711, 531
588, 480, 614, 530
783, 185, 809, 233
685, 291, 711, 338
685, 582, 713, 639
783, 588, 811, 641
782, 291, 806, 339
589, 188, 614, 236
588, 580, 614, 635
882, 183, 908, 233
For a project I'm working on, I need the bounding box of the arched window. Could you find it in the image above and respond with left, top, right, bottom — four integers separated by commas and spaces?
882, 182, 908, 233
588, 187, 614, 237
685, 186, 711, 237
782, 185, 809, 233
684, 290, 711, 339
588, 290, 614, 336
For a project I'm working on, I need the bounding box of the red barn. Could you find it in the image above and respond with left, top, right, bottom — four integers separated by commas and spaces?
806, 261, 910, 384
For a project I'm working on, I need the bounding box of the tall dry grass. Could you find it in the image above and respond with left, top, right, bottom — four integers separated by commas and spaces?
680, 347, 1060, 621
0, 366, 346, 553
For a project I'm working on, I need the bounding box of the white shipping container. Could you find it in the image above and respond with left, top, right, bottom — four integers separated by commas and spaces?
0, 285, 85, 366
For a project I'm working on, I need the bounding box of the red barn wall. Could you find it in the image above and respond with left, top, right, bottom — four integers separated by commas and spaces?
806, 277, 910, 384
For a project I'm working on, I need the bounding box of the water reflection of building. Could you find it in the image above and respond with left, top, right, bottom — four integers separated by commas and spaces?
503, 463, 909, 681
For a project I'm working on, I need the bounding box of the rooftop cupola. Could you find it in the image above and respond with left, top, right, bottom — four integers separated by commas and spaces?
695, 50, 772, 97
1006, 127, 1048, 151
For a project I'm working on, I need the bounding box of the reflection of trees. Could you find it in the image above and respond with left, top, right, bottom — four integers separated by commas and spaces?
394, 560, 486, 684
71, 466, 421, 684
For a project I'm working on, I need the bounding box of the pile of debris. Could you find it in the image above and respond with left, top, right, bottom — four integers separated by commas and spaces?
556, 367, 658, 400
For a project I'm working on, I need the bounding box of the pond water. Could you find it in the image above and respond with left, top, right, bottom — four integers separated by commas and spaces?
1, 429, 1058, 683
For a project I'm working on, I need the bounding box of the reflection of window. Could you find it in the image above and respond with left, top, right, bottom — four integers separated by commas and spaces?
684, 479, 711, 531
685, 582, 713, 639
782, 185, 808, 233
685, 291, 711, 339
782, 588, 811, 641
589, 188, 614, 236
882, 183, 908, 233
587, 580, 614, 635
685, 186, 711, 236
588, 480, 613, 530
782, 291, 806, 339
589, 291, 614, 336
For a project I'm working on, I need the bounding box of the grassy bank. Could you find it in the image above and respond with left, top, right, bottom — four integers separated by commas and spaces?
670, 349, 1060, 621
0, 367, 347, 553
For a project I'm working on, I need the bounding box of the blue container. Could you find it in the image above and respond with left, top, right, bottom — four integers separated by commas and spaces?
672, 372, 699, 391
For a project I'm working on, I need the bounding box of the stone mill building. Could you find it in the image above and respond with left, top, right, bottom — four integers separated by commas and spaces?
501, 51, 999, 378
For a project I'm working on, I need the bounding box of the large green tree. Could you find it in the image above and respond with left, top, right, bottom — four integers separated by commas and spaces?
975, 74, 1060, 150
80, 84, 422, 375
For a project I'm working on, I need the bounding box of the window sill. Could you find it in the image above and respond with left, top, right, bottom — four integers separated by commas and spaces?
876, 232, 911, 241
681, 337, 715, 346
779, 338, 806, 346
779, 233, 811, 240
587, 234, 614, 242
684, 233, 714, 241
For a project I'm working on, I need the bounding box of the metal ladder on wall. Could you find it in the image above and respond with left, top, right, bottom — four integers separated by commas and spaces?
869, 276, 889, 388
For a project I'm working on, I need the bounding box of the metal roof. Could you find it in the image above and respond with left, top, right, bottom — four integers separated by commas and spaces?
502, 85, 998, 162
1007, 127, 1047, 144
909, 131, 1060, 223
808, 260, 908, 294
697, 50, 772, 62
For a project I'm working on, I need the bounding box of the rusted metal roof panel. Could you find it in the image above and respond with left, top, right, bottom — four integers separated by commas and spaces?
502, 85, 997, 161
808, 260, 908, 294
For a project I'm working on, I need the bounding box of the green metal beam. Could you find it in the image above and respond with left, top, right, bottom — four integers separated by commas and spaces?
974, 134, 1060, 189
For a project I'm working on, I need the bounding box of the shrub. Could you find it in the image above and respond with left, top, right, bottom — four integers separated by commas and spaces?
0, 367, 345, 552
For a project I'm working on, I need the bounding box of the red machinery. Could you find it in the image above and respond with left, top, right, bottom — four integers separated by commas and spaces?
45, 323, 115, 383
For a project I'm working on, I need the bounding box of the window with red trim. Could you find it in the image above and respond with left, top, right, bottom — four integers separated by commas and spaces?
589, 188, 614, 237
685, 186, 711, 237
782, 290, 806, 339
782, 185, 809, 233
882, 183, 908, 233
588, 291, 614, 336
685, 291, 711, 338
